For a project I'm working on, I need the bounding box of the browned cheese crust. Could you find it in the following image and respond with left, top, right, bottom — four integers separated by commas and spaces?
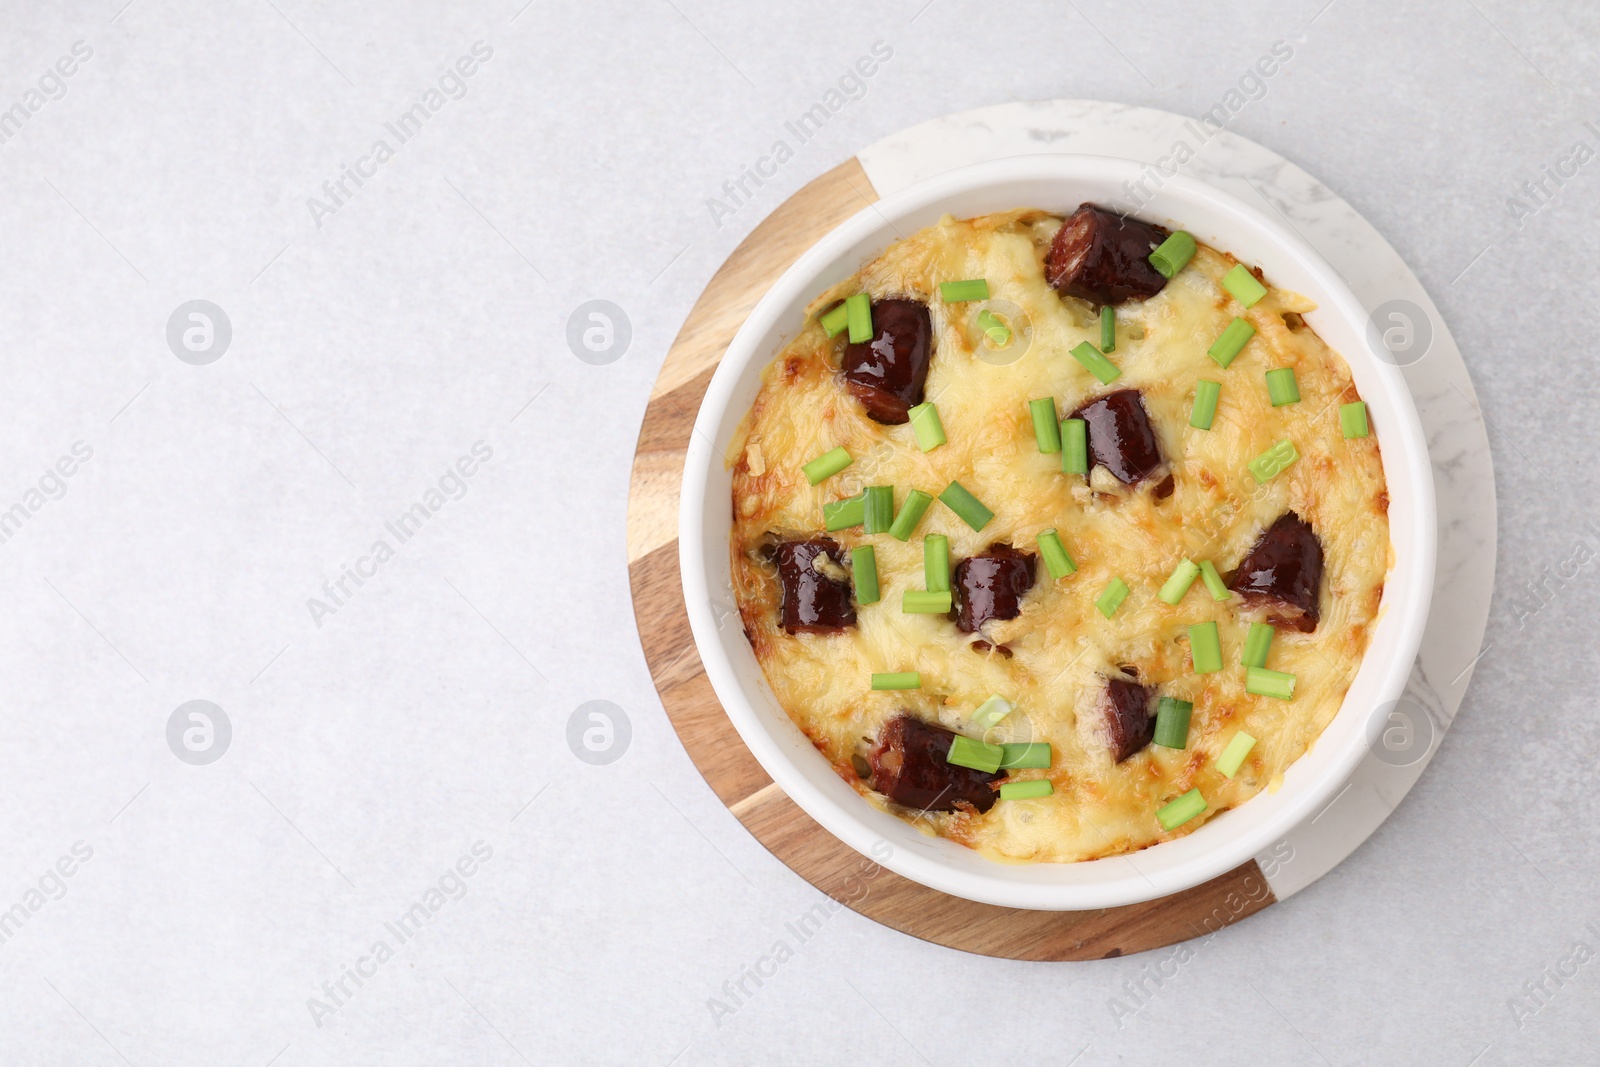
728, 209, 1389, 863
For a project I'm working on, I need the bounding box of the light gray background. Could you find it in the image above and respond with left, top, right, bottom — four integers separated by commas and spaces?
0, 1, 1594, 1064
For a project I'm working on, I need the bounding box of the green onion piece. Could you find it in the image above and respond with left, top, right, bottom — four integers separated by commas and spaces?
1248, 438, 1299, 484
1190, 379, 1221, 430
1154, 697, 1194, 749
845, 292, 873, 343
939, 480, 993, 531
939, 278, 990, 302
801, 446, 852, 485
851, 545, 879, 605
1265, 367, 1300, 406
870, 670, 919, 690
887, 489, 933, 542
924, 534, 950, 592
820, 303, 849, 338
1149, 230, 1197, 279
976, 308, 1011, 345
1216, 731, 1257, 779
946, 735, 1003, 773
1000, 742, 1052, 769
1189, 621, 1222, 674
1070, 340, 1121, 385
971, 695, 1013, 730
1208, 317, 1256, 368
1158, 559, 1201, 605
999, 779, 1054, 800
862, 485, 894, 534
1223, 264, 1268, 308
1198, 560, 1231, 601
1100, 305, 1116, 353
1246, 666, 1296, 700
1156, 788, 1207, 831
1037, 528, 1076, 579
1029, 397, 1061, 453
1242, 622, 1275, 669
902, 589, 952, 614
1096, 577, 1130, 619
1061, 418, 1088, 474
823, 492, 865, 531
907, 401, 947, 452
1340, 400, 1370, 439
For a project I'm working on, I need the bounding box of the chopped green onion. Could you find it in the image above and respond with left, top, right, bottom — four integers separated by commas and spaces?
1242, 622, 1275, 668
851, 545, 879, 604
1190, 379, 1221, 430
820, 303, 849, 337
1156, 788, 1207, 830
902, 589, 952, 614
888, 489, 933, 542
1246, 666, 1296, 700
871, 671, 919, 690
1096, 577, 1130, 619
1223, 264, 1267, 308
1070, 340, 1121, 385
971, 695, 1013, 730
939, 481, 993, 531
863, 485, 894, 534
1061, 418, 1088, 474
1189, 621, 1222, 674
801, 446, 852, 485
823, 492, 865, 531
1158, 559, 1201, 605
1265, 367, 1300, 406
1198, 560, 1231, 601
1149, 230, 1197, 279
1248, 438, 1299, 484
1100, 305, 1116, 353
1000, 742, 1052, 769
1208, 317, 1255, 368
1216, 731, 1257, 779
845, 293, 873, 343
924, 534, 950, 592
1037, 528, 1076, 579
1153, 697, 1194, 749
946, 735, 1003, 773
976, 309, 1011, 345
999, 779, 1053, 800
1340, 400, 1370, 439
1029, 397, 1061, 453
939, 278, 990, 302
907, 401, 947, 452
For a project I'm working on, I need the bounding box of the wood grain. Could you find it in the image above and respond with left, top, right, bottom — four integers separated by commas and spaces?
625, 158, 1276, 959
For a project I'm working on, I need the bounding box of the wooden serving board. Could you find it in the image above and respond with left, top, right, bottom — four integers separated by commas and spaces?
626, 158, 1275, 960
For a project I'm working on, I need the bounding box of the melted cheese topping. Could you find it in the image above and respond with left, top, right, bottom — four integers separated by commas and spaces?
729, 209, 1389, 863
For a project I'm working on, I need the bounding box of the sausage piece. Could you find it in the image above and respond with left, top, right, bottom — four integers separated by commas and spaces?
951, 544, 1036, 634
1069, 389, 1166, 487
773, 538, 856, 634
868, 713, 1002, 814
1046, 204, 1171, 305
1102, 676, 1157, 762
1230, 512, 1324, 633
840, 298, 933, 424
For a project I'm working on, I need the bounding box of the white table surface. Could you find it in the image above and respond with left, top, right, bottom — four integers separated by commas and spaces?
0, 2, 1594, 1064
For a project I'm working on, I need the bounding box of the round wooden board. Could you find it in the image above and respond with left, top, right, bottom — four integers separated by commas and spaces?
626, 158, 1275, 960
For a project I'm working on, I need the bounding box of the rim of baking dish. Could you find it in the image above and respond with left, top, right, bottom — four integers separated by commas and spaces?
678, 155, 1436, 911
